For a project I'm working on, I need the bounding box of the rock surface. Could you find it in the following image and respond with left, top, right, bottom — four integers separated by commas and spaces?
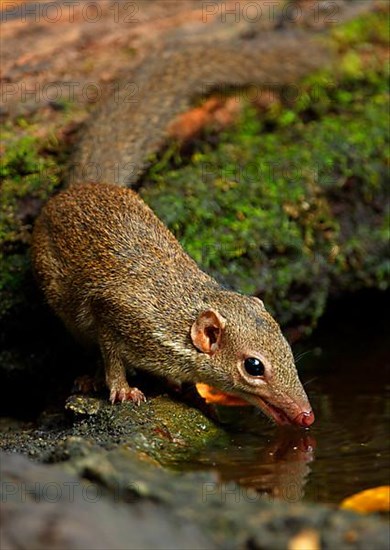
0, 451, 210, 550
1, 446, 389, 550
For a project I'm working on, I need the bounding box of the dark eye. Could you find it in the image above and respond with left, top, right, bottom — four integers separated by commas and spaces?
244, 357, 265, 377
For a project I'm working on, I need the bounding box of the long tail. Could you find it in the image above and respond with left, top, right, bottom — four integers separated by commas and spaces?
69, 0, 373, 187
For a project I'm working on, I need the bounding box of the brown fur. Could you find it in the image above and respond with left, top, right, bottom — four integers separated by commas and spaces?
32, 184, 313, 424
33, 18, 379, 423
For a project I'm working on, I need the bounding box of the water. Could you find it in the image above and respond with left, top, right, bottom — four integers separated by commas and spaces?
176, 291, 390, 505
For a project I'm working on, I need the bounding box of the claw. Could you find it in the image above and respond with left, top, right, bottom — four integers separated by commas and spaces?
109, 386, 146, 405
73, 374, 103, 394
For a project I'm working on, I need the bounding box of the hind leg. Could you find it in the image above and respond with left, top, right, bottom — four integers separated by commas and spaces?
73, 370, 105, 395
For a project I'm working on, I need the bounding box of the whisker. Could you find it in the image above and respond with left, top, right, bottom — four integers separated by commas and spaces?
303, 376, 318, 387
294, 349, 314, 364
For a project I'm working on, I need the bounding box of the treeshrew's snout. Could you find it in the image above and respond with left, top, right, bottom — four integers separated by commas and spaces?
251, 395, 315, 428
294, 410, 315, 427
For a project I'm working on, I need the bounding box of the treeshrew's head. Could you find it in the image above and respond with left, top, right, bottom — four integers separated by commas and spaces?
190, 292, 314, 428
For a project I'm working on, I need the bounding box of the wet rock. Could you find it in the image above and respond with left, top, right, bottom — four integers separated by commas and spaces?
65, 395, 103, 417
0, 394, 228, 466
0, 451, 211, 550
62, 444, 390, 550
2, 446, 388, 550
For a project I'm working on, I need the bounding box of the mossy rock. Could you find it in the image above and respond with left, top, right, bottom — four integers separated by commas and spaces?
0, 131, 62, 316
0, 392, 229, 466
0, 10, 388, 401
140, 10, 389, 329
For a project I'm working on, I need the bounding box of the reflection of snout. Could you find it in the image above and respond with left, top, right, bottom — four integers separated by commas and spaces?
294, 410, 315, 427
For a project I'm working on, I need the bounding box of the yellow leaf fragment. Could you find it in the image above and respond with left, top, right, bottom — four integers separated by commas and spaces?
340, 486, 390, 514
195, 383, 249, 406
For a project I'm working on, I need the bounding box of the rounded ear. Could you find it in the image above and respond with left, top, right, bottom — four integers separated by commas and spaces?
190, 309, 226, 355
251, 296, 264, 308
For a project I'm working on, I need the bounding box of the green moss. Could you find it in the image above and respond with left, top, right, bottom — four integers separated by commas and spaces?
1, 10, 388, 334
0, 130, 62, 316
331, 11, 389, 47
141, 10, 389, 329
61, 395, 228, 466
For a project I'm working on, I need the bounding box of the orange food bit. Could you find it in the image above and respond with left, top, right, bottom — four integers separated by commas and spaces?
195, 383, 249, 406
340, 486, 390, 513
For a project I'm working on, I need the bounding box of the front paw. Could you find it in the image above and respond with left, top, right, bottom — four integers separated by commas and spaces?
109, 386, 146, 406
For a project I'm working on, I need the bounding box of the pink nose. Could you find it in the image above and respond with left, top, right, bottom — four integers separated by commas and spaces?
295, 410, 315, 427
